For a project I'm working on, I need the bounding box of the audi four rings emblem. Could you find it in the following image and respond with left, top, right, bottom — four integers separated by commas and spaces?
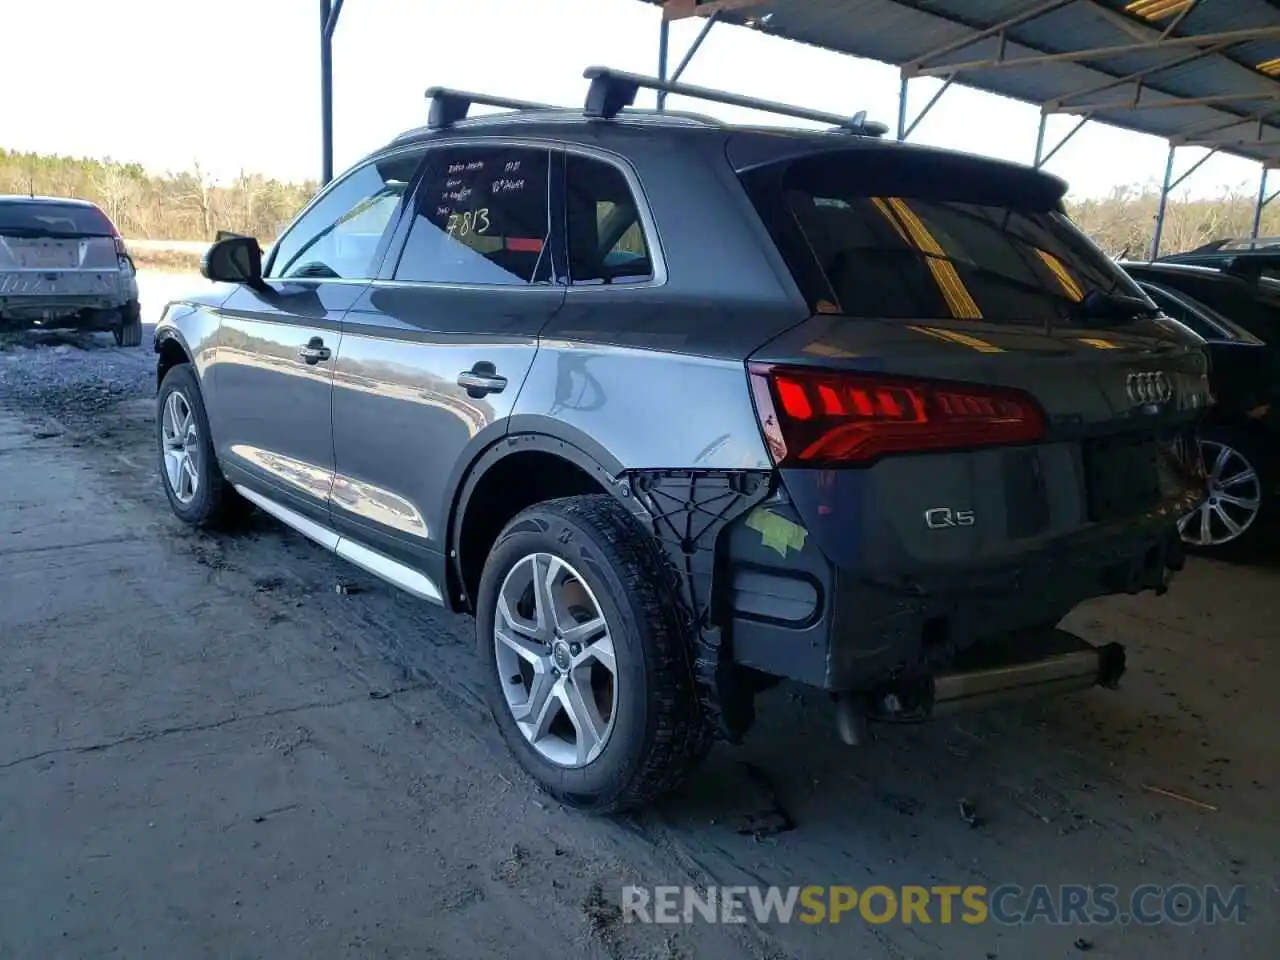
1126, 371, 1173, 406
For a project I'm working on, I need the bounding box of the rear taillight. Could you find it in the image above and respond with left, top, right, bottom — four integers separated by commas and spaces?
113, 236, 135, 274
748, 363, 1046, 467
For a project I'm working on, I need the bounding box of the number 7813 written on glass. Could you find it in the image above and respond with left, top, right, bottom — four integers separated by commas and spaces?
442, 208, 491, 237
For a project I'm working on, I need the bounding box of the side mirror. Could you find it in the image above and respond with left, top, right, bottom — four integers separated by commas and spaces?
202, 235, 264, 287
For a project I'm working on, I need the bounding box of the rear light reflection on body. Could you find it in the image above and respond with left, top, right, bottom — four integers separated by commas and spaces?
749, 363, 1046, 467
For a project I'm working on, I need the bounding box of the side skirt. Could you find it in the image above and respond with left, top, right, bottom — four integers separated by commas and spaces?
233, 484, 444, 605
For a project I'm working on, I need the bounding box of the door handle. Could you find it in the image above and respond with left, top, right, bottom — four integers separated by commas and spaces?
297, 336, 331, 365
456, 362, 507, 398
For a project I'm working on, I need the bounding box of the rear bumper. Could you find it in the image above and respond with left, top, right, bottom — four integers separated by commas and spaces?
0, 270, 125, 298
0, 270, 129, 322
0, 297, 137, 327
723, 486, 1189, 693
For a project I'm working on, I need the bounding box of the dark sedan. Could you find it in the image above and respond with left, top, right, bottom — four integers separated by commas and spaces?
1123, 260, 1280, 555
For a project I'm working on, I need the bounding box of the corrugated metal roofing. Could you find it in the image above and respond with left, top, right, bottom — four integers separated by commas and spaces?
643, 0, 1280, 166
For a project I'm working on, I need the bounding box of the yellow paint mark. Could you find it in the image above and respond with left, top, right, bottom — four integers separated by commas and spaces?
906, 324, 1004, 354
882, 197, 984, 321
802, 341, 860, 358
745, 508, 809, 559
1078, 337, 1121, 349
1034, 249, 1085, 301
1258, 58, 1280, 77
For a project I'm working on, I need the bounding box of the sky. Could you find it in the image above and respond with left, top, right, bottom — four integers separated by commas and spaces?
0, 0, 1267, 200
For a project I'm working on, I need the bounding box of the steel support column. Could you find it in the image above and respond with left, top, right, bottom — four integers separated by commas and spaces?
897, 76, 953, 141
1034, 113, 1090, 168
319, 0, 345, 185
657, 12, 720, 110
1151, 145, 1176, 261
657, 18, 671, 109
1252, 168, 1271, 240
1151, 144, 1218, 259
897, 76, 908, 140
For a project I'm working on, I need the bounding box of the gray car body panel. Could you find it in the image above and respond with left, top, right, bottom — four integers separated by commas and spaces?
331, 282, 558, 571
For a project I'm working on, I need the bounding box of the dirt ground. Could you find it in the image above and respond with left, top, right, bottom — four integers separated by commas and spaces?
1, 295, 1277, 958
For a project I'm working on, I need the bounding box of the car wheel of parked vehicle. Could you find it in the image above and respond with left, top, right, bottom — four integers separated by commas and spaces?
113, 302, 143, 347
476, 494, 710, 813
156, 364, 246, 527
1179, 428, 1267, 555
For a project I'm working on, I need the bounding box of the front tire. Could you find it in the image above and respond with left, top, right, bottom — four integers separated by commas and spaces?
476, 494, 710, 813
156, 364, 245, 527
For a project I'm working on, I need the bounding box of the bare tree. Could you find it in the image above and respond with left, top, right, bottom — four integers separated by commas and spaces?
93, 160, 135, 232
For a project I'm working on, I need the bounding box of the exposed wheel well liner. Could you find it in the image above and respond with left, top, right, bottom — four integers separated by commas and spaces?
449, 435, 631, 612
156, 333, 191, 389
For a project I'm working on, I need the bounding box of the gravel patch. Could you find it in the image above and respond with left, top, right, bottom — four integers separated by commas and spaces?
0, 329, 154, 428
0, 271, 193, 431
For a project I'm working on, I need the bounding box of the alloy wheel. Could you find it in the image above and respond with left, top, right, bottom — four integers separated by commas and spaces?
1178, 439, 1262, 547
493, 552, 618, 768
160, 390, 201, 505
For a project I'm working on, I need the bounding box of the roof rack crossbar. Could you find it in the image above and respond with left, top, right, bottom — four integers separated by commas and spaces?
424, 87, 557, 130
582, 66, 887, 137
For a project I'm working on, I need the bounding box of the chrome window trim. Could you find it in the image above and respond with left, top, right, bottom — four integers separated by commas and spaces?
560, 143, 665, 292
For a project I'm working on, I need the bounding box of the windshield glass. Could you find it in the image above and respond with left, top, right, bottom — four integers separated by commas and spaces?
742, 153, 1149, 325
0, 201, 116, 236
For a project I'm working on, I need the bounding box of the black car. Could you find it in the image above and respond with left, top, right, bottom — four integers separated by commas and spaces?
1123, 260, 1280, 554
1159, 239, 1280, 285
149, 68, 1208, 812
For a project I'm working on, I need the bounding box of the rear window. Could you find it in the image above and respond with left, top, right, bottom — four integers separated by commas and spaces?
741, 153, 1143, 324
0, 200, 116, 236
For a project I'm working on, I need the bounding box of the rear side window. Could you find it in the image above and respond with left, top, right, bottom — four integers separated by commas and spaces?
0, 201, 115, 236
741, 153, 1142, 324
1140, 283, 1255, 342
565, 154, 653, 285
393, 146, 551, 286
1140, 285, 1219, 340
1148, 272, 1280, 344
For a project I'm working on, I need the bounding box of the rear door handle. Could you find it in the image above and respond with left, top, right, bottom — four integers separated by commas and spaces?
297, 336, 331, 365
457, 362, 507, 398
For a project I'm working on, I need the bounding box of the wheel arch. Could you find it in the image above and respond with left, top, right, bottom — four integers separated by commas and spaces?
446, 421, 641, 613
155, 327, 195, 391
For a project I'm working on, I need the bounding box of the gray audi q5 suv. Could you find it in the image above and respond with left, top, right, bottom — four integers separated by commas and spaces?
153, 69, 1209, 812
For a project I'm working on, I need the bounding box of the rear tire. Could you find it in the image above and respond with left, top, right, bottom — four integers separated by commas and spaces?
114, 301, 143, 347
476, 494, 711, 814
156, 363, 246, 528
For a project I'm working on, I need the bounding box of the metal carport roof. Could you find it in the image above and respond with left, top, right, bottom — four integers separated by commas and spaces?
312, 1, 1280, 254
647, 0, 1280, 168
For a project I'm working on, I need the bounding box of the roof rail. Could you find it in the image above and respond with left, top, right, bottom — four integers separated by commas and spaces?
424, 87, 557, 130
582, 66, 888, 137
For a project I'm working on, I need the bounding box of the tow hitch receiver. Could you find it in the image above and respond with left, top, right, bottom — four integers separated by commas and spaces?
835, 629, 1126, 745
